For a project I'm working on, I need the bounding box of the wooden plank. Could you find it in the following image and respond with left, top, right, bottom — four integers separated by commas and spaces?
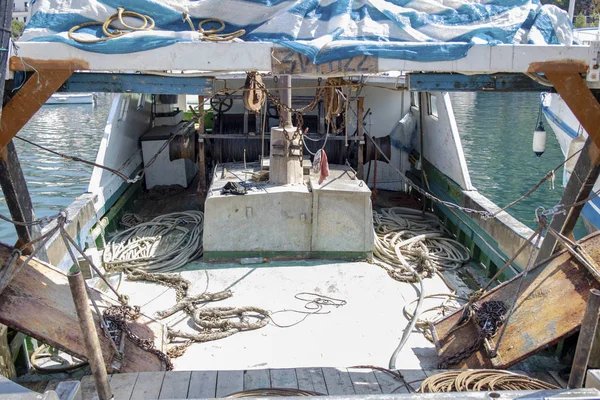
0, 324, 16, 380
243, 369, 271, 390
269, 368, 298, 389
321, 367, 355, 395
528, 371, 561, 387
188, 370, 217, 399
296, 368, 327, 395
158, 371, 191, 399
80, 374, 111, 400
0, 141, 46, 258
216, 370, 244, 397
130, 371, 165, 400
548, 371, 568, 388
347, 368, 382, 395
372, 370, 405, 394
9, 332, 25, 362
0, 0, 13, 125
0, 68, 75, 150
109, 373, 139, 400
432, 231, 600, 369
272, 48, 378, 76
398, 369, 428, 393
0, 244, 166, 373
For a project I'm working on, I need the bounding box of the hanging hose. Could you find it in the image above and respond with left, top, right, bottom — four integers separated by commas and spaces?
182, 15, 246, 41
30, 344, 88, 373
371, 207, 470, 369
102, 211, 203, 273
69, 7, 155, 43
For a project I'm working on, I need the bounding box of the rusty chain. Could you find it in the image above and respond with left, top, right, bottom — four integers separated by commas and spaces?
438, 300, 507, 368
103, 304, 174, 371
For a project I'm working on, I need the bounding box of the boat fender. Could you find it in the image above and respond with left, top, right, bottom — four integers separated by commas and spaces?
532, 121, 546, 157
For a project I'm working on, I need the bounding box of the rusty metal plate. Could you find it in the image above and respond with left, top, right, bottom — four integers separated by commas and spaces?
432, 231, 600, 369
0, 244, 166, 372
272, 48, 378, 75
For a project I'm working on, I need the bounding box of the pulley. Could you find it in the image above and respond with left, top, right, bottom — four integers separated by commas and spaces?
169, 134, 197, 162
364, 134, 392, 164
243, 72, 266, 113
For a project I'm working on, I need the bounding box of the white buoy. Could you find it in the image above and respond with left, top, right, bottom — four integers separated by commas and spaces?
532, 121, 546, 157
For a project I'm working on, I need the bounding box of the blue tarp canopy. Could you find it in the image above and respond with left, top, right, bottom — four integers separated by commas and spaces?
22, 0, 574, 64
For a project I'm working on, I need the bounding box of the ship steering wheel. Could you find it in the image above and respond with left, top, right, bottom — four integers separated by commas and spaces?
210, 93, 233, 114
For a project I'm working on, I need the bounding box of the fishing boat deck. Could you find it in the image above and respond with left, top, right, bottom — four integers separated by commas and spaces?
34, 367, 566, 399
114, 259, 468, 371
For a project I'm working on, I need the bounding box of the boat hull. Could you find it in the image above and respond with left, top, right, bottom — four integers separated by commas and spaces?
45, 93, 95, 105
541, 92, 600, 233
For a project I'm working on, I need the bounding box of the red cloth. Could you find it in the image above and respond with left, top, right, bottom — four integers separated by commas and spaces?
318, 149, 330, 184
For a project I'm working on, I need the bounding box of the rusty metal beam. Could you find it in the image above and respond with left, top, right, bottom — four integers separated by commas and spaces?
9, 57, 88, 72
0, 69, 74, 150
542, 71, 600, 150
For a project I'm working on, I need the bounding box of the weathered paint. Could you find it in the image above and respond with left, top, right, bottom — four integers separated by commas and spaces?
0, 244, 166, 373
0, 68, 74, 149
62, 73, 214, 95
407, 73, 549, 92
433, 231, 600, 369
0, 141, 46, 259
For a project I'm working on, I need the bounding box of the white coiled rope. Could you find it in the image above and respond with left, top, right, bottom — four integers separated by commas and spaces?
374, 207, 469, 281
372, 207, 470, 369
102, 211, 204, 273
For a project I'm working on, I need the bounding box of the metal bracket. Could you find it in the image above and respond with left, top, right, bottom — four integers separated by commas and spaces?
587, 41, 600, 82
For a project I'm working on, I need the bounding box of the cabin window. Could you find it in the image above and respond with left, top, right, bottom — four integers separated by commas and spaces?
24, 2, 28, 9
410, 92, 418, 108
428, 94, 438, 118
23, 16, 27, 23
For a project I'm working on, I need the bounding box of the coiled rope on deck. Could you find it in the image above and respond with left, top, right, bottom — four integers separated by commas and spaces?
373, 207, 470, 282
371, 207, 470, 369
102, 211, 204, 273
418, 370, 559, 392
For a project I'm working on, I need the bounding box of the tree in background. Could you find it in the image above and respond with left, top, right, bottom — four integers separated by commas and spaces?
542, 0, 594, 14
10, 20, 24, 40
542, 0, 598, 28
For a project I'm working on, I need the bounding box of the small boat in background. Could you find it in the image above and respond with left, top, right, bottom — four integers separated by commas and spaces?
45, 93, 96, 105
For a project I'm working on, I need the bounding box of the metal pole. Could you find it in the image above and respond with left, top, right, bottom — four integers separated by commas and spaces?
278, 75, 292, 128
68, 271, 112, 400
568, 0, 576, 22
569, 289, 600, 388
0, 0, 12, 125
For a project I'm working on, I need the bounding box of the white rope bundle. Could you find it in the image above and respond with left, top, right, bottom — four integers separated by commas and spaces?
103, 211, 204, 273
374, 207, 469, 282
372, 207, 470, 369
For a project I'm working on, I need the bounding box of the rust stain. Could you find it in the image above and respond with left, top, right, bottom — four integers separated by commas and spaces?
528, 60, 588, 73
0, 68, 73, 150
432, 231, 600, 369
9, 57, 90, 72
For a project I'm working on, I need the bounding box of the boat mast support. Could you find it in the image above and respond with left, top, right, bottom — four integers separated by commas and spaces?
0, 141, 47, 258
0, 68, 74, 149
534, 69, 600, 260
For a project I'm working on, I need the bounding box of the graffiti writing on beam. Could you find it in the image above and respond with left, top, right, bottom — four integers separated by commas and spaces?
272, 48, 378, 75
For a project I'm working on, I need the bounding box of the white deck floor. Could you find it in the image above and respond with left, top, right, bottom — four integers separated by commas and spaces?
117, 260, 464, 371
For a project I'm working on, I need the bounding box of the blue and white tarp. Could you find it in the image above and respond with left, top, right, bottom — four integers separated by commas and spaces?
22, 0, 574, 64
